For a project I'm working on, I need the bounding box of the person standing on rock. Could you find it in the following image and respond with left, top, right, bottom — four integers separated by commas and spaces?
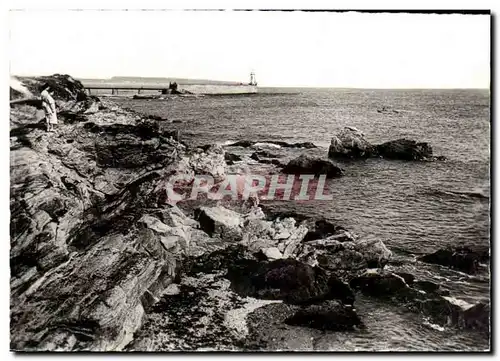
40, 84, 58, 132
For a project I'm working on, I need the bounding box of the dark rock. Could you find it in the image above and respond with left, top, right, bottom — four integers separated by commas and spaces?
303, 219, 344, 242
282, 155, 344, 178
228, 140, 316, 149
185, 244, 256, 275
460, 302, 490, 334
376, 138, 433, 161
229, 140, 254, 148
146, 114, 168, 121
408, 297, 463, 326
229, 258, 354, 305
224, 152, 241, 165
349, 271, 409, 297
394, 272, 415, 285
418, 246, 489, 274
250, 150, 278, 161
328, 127, 444, 161
261, 140, 316, 149
250, 152, 260, 161
259, 158, 284, 167
30, 74, 88, 102
284, 300, 363, 331
291, 142, 316, 149
328, 127, 374, 159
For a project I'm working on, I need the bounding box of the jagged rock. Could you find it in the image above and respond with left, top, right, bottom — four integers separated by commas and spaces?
328, 127, 374, 159
194, 206, 243, 241
184, 144, 227, 182
328, 127, 445, 161
284, 300, 363, 331
27, 74, 88, 102
241, 217, 308, 256
303, 219, 351, 242
282, 154, 344, 178
418, 246, 489, 274
376, 138, 434, 161
228, 258, 354, 305
298, 235, 392, 278
9, 75, 232, 351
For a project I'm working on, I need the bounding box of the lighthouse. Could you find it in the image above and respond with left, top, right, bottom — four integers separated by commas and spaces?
249, 71, 257, 86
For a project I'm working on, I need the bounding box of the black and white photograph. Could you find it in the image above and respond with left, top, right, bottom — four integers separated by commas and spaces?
7, 6, 491, 352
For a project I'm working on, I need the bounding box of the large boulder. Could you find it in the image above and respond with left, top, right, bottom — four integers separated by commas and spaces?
376, 138, 434, 161
297, 235, 392, 279
418, 246, 489, 274
327, 127, 445, 161
185, 144, 227, 182
241, 216, 308, 257
282, 154, 344, 178
349, 270, 409, 297
194, 206, 243, 241
328, 127, 374, 159
227, 258, 355, 305
459, 302, 490, 334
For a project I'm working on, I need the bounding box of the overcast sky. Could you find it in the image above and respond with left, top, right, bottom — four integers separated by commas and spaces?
9, 10, 490, 88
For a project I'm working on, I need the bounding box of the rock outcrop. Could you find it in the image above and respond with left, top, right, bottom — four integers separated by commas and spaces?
328, 127, 374, 159
376, 139, 434, 161
9, 75, 228, 351
328, 127, 444, 161
282, 155, 344, 178
418, 246, 490, 274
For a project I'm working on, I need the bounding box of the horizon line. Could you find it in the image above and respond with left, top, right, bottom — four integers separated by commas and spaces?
10, 73, 490, 91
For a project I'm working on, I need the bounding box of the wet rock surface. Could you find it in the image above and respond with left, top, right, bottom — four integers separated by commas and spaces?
418, 246, 490, 274
282, 154, 344, 178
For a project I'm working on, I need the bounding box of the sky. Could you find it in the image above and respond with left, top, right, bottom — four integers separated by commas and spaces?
8, 10, 490, 88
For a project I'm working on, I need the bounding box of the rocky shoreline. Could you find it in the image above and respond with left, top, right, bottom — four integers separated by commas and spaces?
10, 75, 489, 351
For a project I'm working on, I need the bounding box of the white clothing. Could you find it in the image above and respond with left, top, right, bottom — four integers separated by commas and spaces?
41, 89, 58, 124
